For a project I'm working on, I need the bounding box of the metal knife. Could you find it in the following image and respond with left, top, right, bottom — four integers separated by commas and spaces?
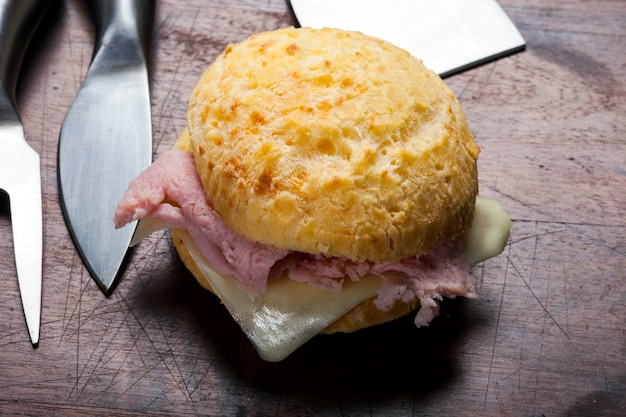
0, 0, 49, 346
58, 0, 155, 295
289, 0, 526, 77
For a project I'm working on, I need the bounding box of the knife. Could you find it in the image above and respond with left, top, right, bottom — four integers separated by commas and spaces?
289, 0, 525, 77
0, 0, 49, 346
58, 0, 155, 295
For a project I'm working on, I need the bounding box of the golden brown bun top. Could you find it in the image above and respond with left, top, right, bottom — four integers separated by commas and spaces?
187, 27, 479, 262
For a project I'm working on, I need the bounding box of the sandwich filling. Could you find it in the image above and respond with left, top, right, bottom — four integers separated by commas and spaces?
114, 147, 510, 360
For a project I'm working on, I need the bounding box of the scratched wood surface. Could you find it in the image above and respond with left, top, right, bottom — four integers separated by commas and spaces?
1, 0, 624, 415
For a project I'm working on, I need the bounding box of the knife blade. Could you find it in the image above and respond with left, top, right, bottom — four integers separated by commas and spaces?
0, 0, 49, 346
58, 0, 155, 295
289, 0, 525, 77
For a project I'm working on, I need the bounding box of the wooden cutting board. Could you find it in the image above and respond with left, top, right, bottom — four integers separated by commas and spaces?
1, 0, 624, 415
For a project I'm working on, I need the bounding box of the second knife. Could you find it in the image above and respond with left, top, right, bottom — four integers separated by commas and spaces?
58, 0, 155, 294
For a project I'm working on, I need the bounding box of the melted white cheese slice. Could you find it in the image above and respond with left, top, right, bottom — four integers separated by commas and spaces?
133, 196, 511, 361
181, 232, 383, 361
462, 196, 512, 265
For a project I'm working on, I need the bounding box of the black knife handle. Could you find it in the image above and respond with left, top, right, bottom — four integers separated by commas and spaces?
0, 0, 49, 121
90, 0, 156, 64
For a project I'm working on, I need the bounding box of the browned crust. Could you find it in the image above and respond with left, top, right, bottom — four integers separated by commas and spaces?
187, 27, 479, 263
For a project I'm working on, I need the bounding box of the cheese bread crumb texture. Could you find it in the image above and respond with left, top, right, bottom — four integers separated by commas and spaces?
188, 27, 479, 262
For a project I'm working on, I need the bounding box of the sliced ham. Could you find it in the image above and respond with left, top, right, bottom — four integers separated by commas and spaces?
114, 149, 476, 327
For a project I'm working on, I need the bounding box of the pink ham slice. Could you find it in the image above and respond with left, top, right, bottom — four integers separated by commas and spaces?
114, 149, 477, 327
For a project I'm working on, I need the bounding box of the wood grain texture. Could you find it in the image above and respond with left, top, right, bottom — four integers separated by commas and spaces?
1, 0, 624, 415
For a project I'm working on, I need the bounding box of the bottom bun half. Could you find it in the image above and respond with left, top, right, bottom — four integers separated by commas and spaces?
171, 228, 419, 334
